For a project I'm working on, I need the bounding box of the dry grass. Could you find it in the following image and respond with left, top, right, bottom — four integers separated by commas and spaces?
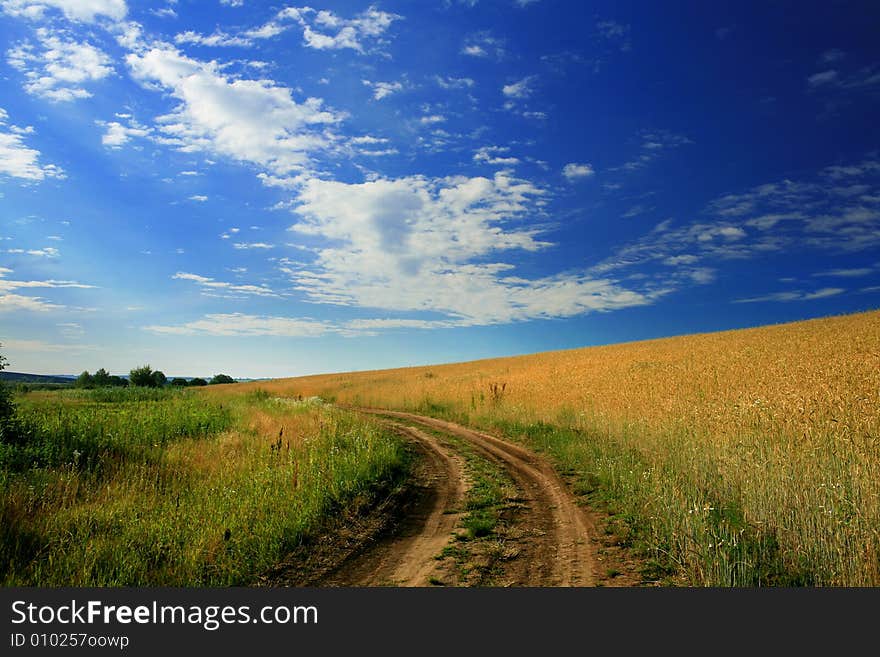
229, 309, 880, 585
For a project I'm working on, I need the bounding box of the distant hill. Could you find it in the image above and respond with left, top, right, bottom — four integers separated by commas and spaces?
0, 372, 76, 384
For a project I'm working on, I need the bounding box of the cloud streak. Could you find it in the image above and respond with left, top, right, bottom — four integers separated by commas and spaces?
0, 107, 65, 180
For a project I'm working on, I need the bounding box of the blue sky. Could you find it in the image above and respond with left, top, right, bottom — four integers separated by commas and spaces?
1, 0, 879, 378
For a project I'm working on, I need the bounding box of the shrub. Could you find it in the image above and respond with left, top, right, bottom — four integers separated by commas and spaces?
93, 368, 111, 387
0, 347, 17, 441
129, 365, 156, 388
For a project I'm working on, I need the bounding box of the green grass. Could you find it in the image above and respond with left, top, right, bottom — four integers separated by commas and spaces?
496, 418, 821, 586
0, 390, 407, 586
2, 388, 233, 472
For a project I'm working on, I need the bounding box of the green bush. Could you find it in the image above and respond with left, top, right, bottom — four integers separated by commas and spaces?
0, 348, 17, 442
129, 365, 156, 387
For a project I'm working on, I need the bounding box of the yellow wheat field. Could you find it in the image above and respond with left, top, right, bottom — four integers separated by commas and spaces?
230, 310, 879, 442
226, 309, 880, 585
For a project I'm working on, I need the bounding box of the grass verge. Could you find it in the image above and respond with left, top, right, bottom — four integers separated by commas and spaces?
1, 390, 407, 586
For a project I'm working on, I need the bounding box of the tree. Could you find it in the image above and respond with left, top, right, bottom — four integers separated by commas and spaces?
109, 375, 128, 388
170, 377, 188, 387
129, 364, 156, 387
188, 377, 207, 387
210, 374, 235, 385
93, 368, 111, 387
75, 370, 94, 389
0, 346, 17, 441
152, 370, 167, 387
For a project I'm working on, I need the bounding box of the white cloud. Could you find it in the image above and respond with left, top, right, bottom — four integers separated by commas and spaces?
663, 254, 699, 266
171, 271, 275, 297
0, 293, 64, 312
0, 271, 94, 292
150, 7, 176, 19
596, 20, 631, 52
0, 111, 65, 181
126, 45, 342, 174
823, 159, 880, 180
697, 226, 746, 241
502, 76, 535, 99
350, 135, 387, 145
174, 30, 252, 48
734, 287, 845, 304
461, 33, 504, 59
812, 267, 873, 277
362, 79, 403, 100
808, 69, 838, 87
358, 148, 398, 157
97, 117, 151, 147
1, 0, 127, 23
0, 267, 94, 313
807, 64, 880, 92
245, 6, 400, 53
282, 172, 651, 324
188, 194, 208, 202
145, 312, 332, 337
689, 268, 716, 284
1, 338, 97, 353
7, 246, 60, 257
57, 321, 84, 337
821, 49, 845, 64
621, 204, 652, 219
616, 131, 692, 171
562, 162, 594, 181
7, 29, 113, 102
594, 157, 880, 284
435, 75, 474, 89
343, 318, 459, 331
419, 114, 446, 125
232, 242, 274, 249
474, 146, 519, 166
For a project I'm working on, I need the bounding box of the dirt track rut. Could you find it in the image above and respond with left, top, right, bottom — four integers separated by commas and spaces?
316, 422, 468, 586
308, 410, 597, 587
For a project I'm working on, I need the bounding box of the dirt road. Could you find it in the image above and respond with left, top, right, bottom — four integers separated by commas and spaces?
295, 410, 598, 587
315, 422, 469, 586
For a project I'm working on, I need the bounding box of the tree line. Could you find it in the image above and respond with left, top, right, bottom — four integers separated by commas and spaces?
76, 365, 236, 389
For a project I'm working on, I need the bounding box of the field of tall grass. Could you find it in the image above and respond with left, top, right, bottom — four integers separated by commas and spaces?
1, 388, 406, 586
234, 310, 880, 586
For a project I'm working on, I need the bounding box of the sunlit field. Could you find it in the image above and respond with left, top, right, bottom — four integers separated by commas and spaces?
233, 310, 880, 586
0, 389, 405, 586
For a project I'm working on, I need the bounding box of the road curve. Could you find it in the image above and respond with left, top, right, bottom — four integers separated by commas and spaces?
315, 422, 467, 586
362, 410, 597, 587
